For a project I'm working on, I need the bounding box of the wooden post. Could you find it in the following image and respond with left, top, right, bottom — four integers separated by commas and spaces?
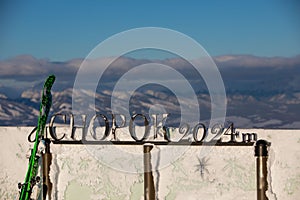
42, 138, 52, 200
144, 144, 155, 200
255, 140, 270, 200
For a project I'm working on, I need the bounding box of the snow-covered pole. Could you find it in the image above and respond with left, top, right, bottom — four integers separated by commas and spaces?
255, 140, 270, 200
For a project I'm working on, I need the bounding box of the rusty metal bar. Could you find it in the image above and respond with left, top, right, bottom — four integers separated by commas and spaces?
255, 140, 270, 200
42, 138, 53, 200
144, 144, 155, 200
52, 140, 254, 146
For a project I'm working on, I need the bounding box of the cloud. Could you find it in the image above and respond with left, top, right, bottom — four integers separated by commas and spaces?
214, 54, 300, 68
0, 54, 299, 95
1, 54, 299, 79
0, 55, 79, 80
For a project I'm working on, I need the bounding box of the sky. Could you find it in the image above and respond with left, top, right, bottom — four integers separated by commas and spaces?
0, 0, 300, 61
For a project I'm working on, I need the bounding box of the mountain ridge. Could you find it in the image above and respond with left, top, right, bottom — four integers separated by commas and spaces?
0, 54, 299, 128
0, 88, 299, 128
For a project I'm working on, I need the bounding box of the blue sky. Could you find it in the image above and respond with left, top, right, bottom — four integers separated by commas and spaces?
0, 0, 300, 61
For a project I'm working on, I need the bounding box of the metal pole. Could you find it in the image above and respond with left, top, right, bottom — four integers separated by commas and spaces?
255, 140, 270, 200
144, 144, 155, 200
42, 138, 52, 200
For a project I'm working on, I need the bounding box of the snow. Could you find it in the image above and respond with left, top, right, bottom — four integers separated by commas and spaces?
0, 93, 7, 99
1, 127, 300, 199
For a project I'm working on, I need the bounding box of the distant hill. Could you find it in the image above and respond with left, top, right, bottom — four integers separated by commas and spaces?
0, 88, 299, 128
0, 55, 299, 128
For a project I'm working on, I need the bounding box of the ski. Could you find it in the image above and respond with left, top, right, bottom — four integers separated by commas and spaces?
19, 75, 55, 200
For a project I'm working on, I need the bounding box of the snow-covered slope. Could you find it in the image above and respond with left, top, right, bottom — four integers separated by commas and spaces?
1, 88, 300, 128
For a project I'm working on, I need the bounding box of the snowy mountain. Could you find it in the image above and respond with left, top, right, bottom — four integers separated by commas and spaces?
0, 54, 300, 128
0, 87, 300, 128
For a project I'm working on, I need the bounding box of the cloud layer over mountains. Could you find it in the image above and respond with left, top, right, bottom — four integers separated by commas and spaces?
0, 54, 299, 128
1, 54, 300, 79
1, 54, 299, 96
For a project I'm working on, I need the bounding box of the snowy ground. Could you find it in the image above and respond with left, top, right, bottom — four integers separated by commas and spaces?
1, 127, 300, 199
